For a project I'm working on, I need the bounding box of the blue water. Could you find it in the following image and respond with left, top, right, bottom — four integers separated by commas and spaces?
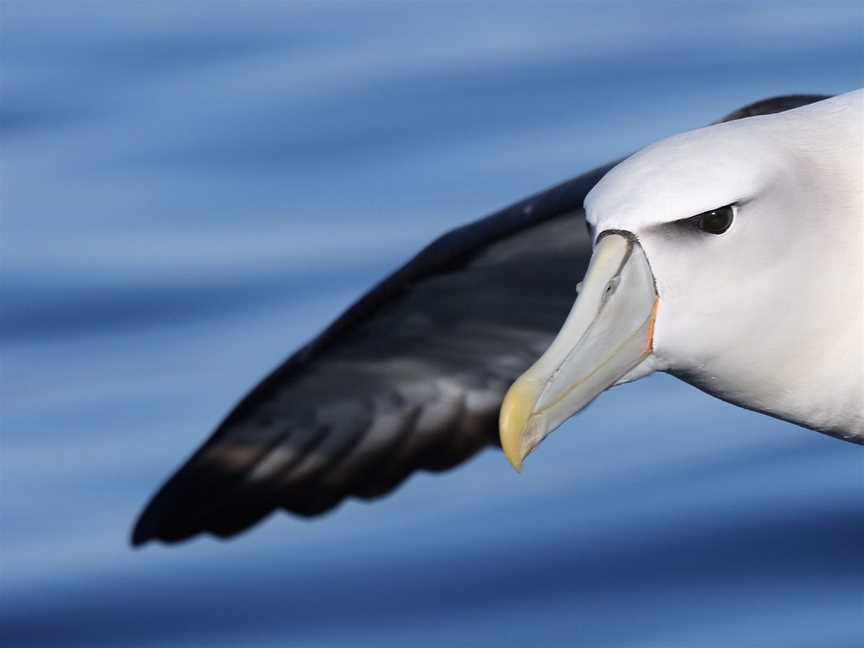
2, 2, 863, 646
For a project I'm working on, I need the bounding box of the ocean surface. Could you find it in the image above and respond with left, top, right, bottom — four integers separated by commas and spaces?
2, 2, 862, 646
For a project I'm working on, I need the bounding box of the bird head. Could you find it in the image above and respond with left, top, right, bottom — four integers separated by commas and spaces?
499, 105, 857, 469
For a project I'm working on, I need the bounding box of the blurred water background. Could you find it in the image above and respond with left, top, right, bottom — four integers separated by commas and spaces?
2, 2, 863, 646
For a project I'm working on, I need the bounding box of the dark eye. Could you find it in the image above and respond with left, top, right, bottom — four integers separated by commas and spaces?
695, 205, 734, 234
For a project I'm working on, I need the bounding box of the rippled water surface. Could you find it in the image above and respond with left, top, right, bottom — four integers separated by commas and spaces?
2, 3, 863, 646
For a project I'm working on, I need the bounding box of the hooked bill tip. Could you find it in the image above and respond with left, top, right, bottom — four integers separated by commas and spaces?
499, 378, 543, 473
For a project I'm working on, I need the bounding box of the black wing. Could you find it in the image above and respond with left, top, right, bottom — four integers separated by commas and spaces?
132, 94, 830, 545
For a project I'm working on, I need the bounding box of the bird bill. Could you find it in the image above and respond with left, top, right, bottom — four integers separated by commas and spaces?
499, 231, 659, 470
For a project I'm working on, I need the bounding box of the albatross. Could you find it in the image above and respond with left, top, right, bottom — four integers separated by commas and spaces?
132, 91, 862, 546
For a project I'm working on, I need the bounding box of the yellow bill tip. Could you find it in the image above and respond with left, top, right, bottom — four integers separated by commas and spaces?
499, 378, 542, 473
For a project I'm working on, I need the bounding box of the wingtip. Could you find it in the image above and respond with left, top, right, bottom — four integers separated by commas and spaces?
130, 492, 173, 547
130, 511, 155, 547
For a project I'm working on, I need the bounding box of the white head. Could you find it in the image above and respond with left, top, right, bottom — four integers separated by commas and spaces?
500, 91, 864, 469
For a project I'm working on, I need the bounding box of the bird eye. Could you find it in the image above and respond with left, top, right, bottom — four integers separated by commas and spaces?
695, 205, 734, 235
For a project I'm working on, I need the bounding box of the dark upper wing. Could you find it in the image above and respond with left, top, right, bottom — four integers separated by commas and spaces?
132, 168, 605, 545
713, 94, 830, 123
132, 94, 830, 545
